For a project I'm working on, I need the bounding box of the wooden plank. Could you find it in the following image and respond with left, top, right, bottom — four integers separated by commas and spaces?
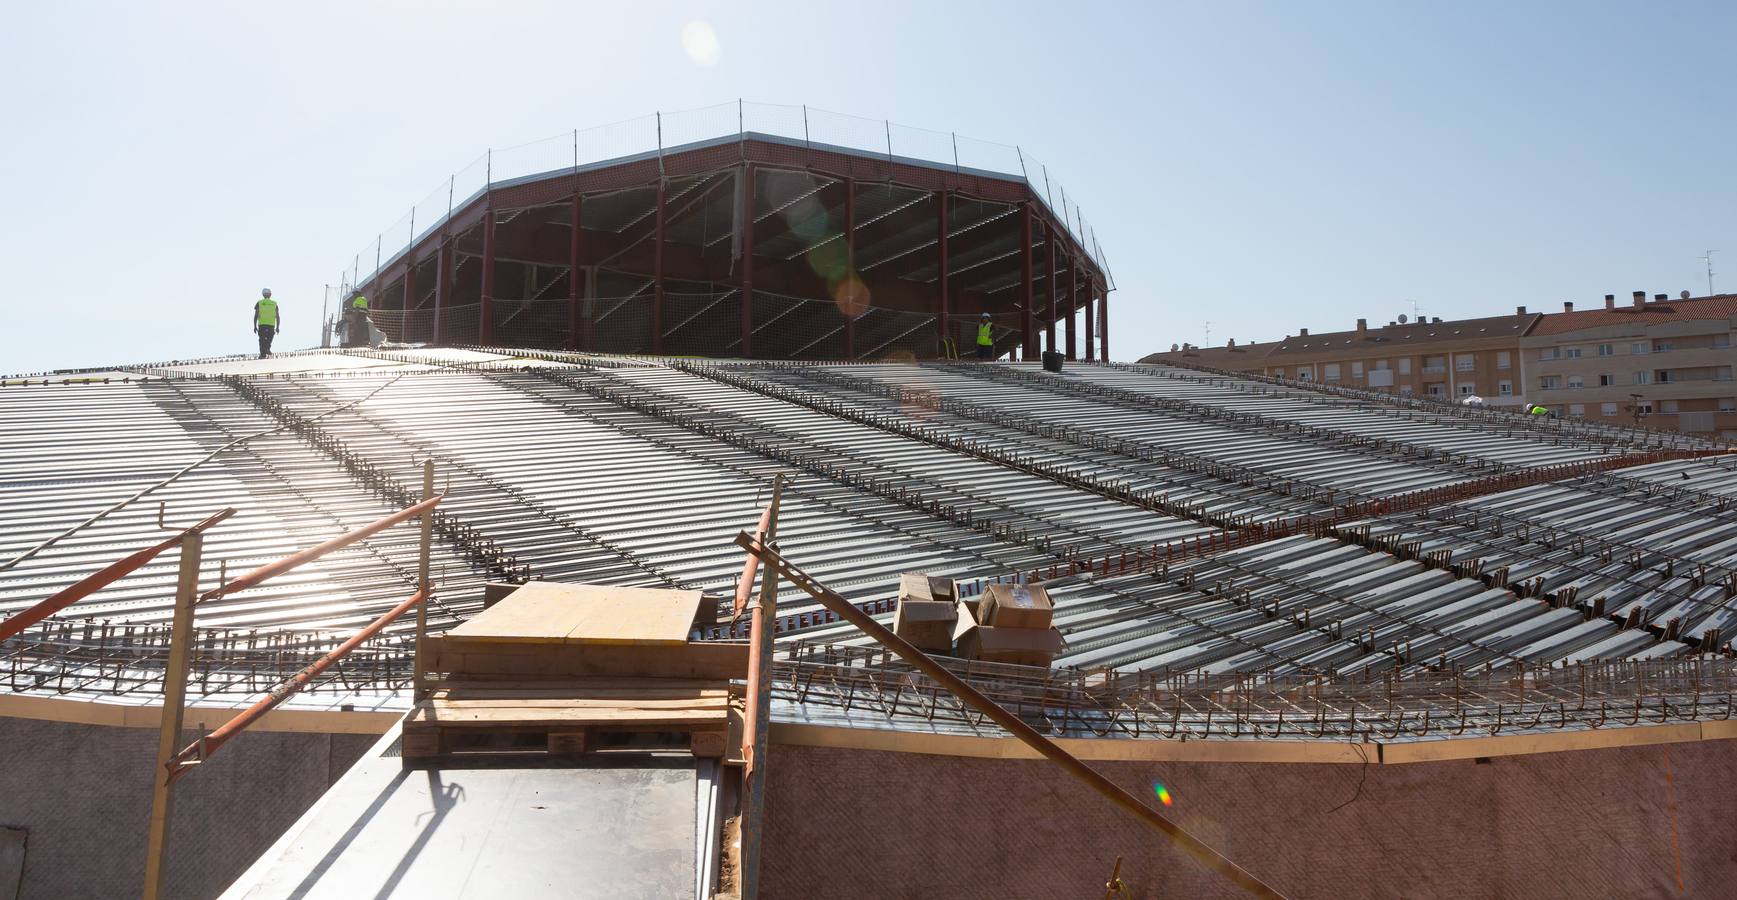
406, 706, 728, 727
431, 640, 749, 681
427, 698, 730, 712
445, 583, 703, 646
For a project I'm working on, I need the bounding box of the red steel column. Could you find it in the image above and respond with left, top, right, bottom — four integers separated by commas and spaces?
403, 257, 417, 340
434, 242, 450, 344
652, 177, 667, 355
844, 177, 856, 360
935, 191, 949, 356
740, 164, 755, 357
1019, 204, 1034, 360
1098, 282, 1109, 361
480, 208, 496, 345
1066, 255, 1078, 361
1084, 273, 1096, 362
1045, 229, 1057, 353
567, 192, 583, 351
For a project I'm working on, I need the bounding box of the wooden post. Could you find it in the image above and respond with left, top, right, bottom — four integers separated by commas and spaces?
143, 532, 202, 900
739, 474, 787, 899
413, 460, 434, 701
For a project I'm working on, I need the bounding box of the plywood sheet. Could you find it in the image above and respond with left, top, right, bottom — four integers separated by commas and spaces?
446, 583, 703, 646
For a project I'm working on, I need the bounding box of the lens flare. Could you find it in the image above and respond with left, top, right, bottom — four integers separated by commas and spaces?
1154, 783, 1173, 806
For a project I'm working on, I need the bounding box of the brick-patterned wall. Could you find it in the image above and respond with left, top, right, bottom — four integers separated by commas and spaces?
0, 716, 376, 900
761, 741, 1737, 899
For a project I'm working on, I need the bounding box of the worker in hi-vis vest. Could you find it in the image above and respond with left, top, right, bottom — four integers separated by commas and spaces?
1528, 403, 1550, 417
975, 313, 994, 360
253, 288, 280, 359
344, 292, 369, 348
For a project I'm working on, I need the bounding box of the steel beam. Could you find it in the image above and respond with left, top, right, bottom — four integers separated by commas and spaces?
434, 242, 451, 345
653, 176, 666, 354
1099, 283, 1109, 361
480, 208, 497, 345
1066, 255, 1078, 361
844, 177, 856, 360
1045, 228, 1057, 354
1084, 274, 1096, 362
567, 192, 583, 350
935, 190, 949, 356
1020, 204, 1034, 360
740, 164, 755, 358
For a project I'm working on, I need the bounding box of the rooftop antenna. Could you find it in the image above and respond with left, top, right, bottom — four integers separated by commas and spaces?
1204, 320, 1212, 347
1699, 250, 1717, 296
1411, 299, 1423, 322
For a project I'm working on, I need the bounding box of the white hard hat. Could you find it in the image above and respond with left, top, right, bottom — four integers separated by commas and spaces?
262, 288, 272, 297
980, 312, 991, 318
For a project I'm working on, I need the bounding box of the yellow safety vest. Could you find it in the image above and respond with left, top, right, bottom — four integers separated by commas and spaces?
976, 321, 994, 346
351, 295, 369, 310
1530, 406, 1548, 415
255, 298, 279, 327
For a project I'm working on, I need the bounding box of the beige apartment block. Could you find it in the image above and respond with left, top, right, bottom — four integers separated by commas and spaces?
1522, 292, 1737, 437
1143, 291, 1737, 439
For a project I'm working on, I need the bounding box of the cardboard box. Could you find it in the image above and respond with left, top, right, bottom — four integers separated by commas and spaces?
899, 573, 957, 604
956, 624, 1066, 668
978, 583, 1053, 630
895, 595, 958, 652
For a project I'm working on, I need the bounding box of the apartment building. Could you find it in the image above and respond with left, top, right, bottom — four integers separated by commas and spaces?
1147, 313, 1540, 406
1143, 291, 1737, 438
1521, 292, 1737, 437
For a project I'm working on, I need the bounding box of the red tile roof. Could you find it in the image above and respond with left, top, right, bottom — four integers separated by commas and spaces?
1528, 294, 1737, 335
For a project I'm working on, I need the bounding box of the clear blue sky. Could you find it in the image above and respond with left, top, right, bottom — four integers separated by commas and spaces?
3, 1, 1734, 372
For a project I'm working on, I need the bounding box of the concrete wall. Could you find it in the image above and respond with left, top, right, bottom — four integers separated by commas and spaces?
761, 740, 1737, 899
0, 716, 375, 900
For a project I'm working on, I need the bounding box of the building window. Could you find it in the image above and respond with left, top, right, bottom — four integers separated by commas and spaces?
1324, 363, 1341, 381
1597, 344, 1614, 357
1427, 384, 1445, 397
1296, 368, 1312, 381
1656, 370, 1672, 384
1456, 356, 1475, 372
1539, 348, 1561, 361
1602, 402, 1619, 416
1569, 404, 1585, 416
1632, 342, 1650, 355
1351, 361, 1364, 378
1599, 374, 1614, 386
1721, 398, 1736, 412
1539, 375, 1562, 390
1564, 346, 1583, 359
1654, 341, 1674, 353
1399, 358, 1413, 375
1373, 359, 1390, 371
1634, 371, 1651, 385
1496, 351, 1511, 369
1717, 366, 1734, 382
1498, 381, 1513, 396
1715, 335, 1731, 349
1661, 400, 1679, 414
1566, 375, 1584, 389
1458, 384, 1476, 396
1423, 356, 1446, 373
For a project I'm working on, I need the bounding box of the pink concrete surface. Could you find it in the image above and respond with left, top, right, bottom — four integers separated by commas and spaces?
761, 740, 1737, 899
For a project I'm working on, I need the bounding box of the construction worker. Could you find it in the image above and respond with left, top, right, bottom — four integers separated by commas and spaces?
344, 292, 369, 348
253, 288, 279, 358
976, 313, 994, 360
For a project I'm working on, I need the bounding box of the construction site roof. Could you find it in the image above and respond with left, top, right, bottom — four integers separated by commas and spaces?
3, 348, 1735, 741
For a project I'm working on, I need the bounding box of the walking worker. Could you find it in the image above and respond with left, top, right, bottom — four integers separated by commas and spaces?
344, 291, 369, 348
976, 312, 994, 360
253, 288, 279, 358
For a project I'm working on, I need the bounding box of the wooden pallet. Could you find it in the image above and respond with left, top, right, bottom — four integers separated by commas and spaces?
401, 679, 734, 761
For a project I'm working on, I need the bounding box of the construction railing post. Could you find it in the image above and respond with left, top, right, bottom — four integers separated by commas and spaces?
143, 531, 202, 900
568, 191, 584, 351
1045, 227, 1057, 354
1066, 252, 1078, 361
413, 460, 434, 701
1099, 282, 1110, 361
740, 474, 787, 900
1084, 275, 1096, 362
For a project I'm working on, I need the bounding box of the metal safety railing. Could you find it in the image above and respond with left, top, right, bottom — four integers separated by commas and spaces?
336, 100, 1113, 304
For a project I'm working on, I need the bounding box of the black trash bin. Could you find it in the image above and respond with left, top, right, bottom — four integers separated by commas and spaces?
1041, 350, 1064, 374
